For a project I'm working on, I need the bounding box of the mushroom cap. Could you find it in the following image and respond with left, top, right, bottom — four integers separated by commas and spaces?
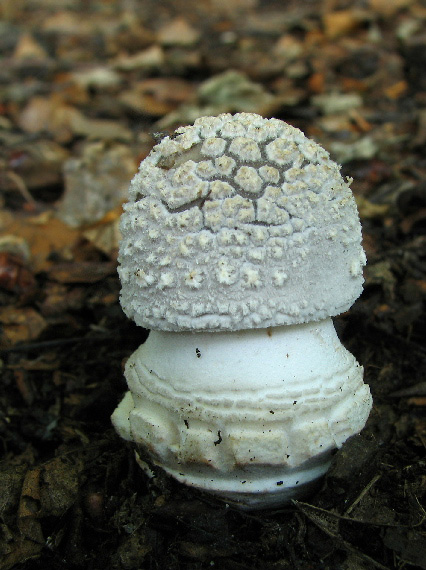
118, 113, 366, 331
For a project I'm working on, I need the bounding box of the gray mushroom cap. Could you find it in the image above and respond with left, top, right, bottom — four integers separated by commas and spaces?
118, 113, 366, 332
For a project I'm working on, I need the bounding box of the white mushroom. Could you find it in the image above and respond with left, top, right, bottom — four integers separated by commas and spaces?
112, 112, 372, 510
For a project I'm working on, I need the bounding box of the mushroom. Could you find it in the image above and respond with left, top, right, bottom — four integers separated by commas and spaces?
112, 112, 372, 510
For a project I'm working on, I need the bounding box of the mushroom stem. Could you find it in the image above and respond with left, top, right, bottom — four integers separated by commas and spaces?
112, 318, 371, 509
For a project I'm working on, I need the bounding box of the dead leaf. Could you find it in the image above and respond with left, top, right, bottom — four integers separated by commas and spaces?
400, 208, 426, 234
2, 213, 80, 272
384, 80, 408, 99
18, 95, 132, 143
70, 66, 122, 90
18, 468, 44, 543
157, 17, 200, 46
0, 307, 47, 349
311, 92, 363, 115
0, 537, 43, 570
158, 70, 280, 128
56, 142, 135, 228
39, 456, 81, 517
356, 196, 390, 219
68, 112, 132, 142
38, 282, 85, 317
119, 78, 195, 117
369, 0, 415, 17
41, 10, 93, 35
12, 33, 48, 61
323, 10, 369, 40
83, 217, 121, 257
364, 261, 396, 300
47, 261, 116, 284
308, 72, 325, 94
0, 252, 36, 297
3, 139, 69, 193
112, 45, 165, 72
293, 501, 390, 570
383, 527, 426, 569
13, 369, 35, 405
390, 382, 426, 398
408, 398, 426, 409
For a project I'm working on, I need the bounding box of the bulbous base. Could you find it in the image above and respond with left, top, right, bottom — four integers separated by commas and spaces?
165, 450, 334, 510
112, 319, 372, 509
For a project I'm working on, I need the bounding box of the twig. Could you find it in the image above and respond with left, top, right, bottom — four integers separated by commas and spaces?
344, 473, 381, 515
0, 334, 115, 353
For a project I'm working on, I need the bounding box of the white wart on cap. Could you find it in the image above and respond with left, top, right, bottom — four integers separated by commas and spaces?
119, 113, 366, 332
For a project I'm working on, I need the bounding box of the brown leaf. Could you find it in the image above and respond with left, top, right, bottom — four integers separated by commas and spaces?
400, 208, 426, 234
0, 537, 43, 570
3, 139, 69, 193
356, 196, 390, 220
369, 0, 415, 17
384, 80, 408, 100
112, 45, 165, 72
56, 142, 135, 228
18, 468, 44, 543
0, 252, 36, 297
17, 97, 52, 134
47, 261, 116, 284
39, 456, 81, 517
18, 95, 132, 143
383, 527, 426, 569
39, 282, 86, 317
364, 261, 396, 300
41, 10, 93, 35
119, 78, 195, 117
322, 10, 368, 40
82, 217, 121, 257
14, 369, 35, 405
3, 213, 80, 273
408, 398, 426, 409
0, 307, 47, 349
12, 33, 48, 61
157, 17, 200, 47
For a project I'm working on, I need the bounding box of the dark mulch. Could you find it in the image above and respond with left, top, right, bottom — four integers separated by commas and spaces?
1, 1, 425, 569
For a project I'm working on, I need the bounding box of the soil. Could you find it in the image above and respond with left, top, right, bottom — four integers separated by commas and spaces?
0, 1, 425, 569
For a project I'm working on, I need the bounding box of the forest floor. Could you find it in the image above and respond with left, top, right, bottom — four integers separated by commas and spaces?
0, 1, 426, 569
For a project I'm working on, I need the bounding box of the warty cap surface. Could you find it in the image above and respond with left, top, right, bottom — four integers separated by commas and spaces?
118, 112, 366, 331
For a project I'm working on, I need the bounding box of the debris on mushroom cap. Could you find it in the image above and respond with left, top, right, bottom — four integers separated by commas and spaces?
118, 113, 366, 331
